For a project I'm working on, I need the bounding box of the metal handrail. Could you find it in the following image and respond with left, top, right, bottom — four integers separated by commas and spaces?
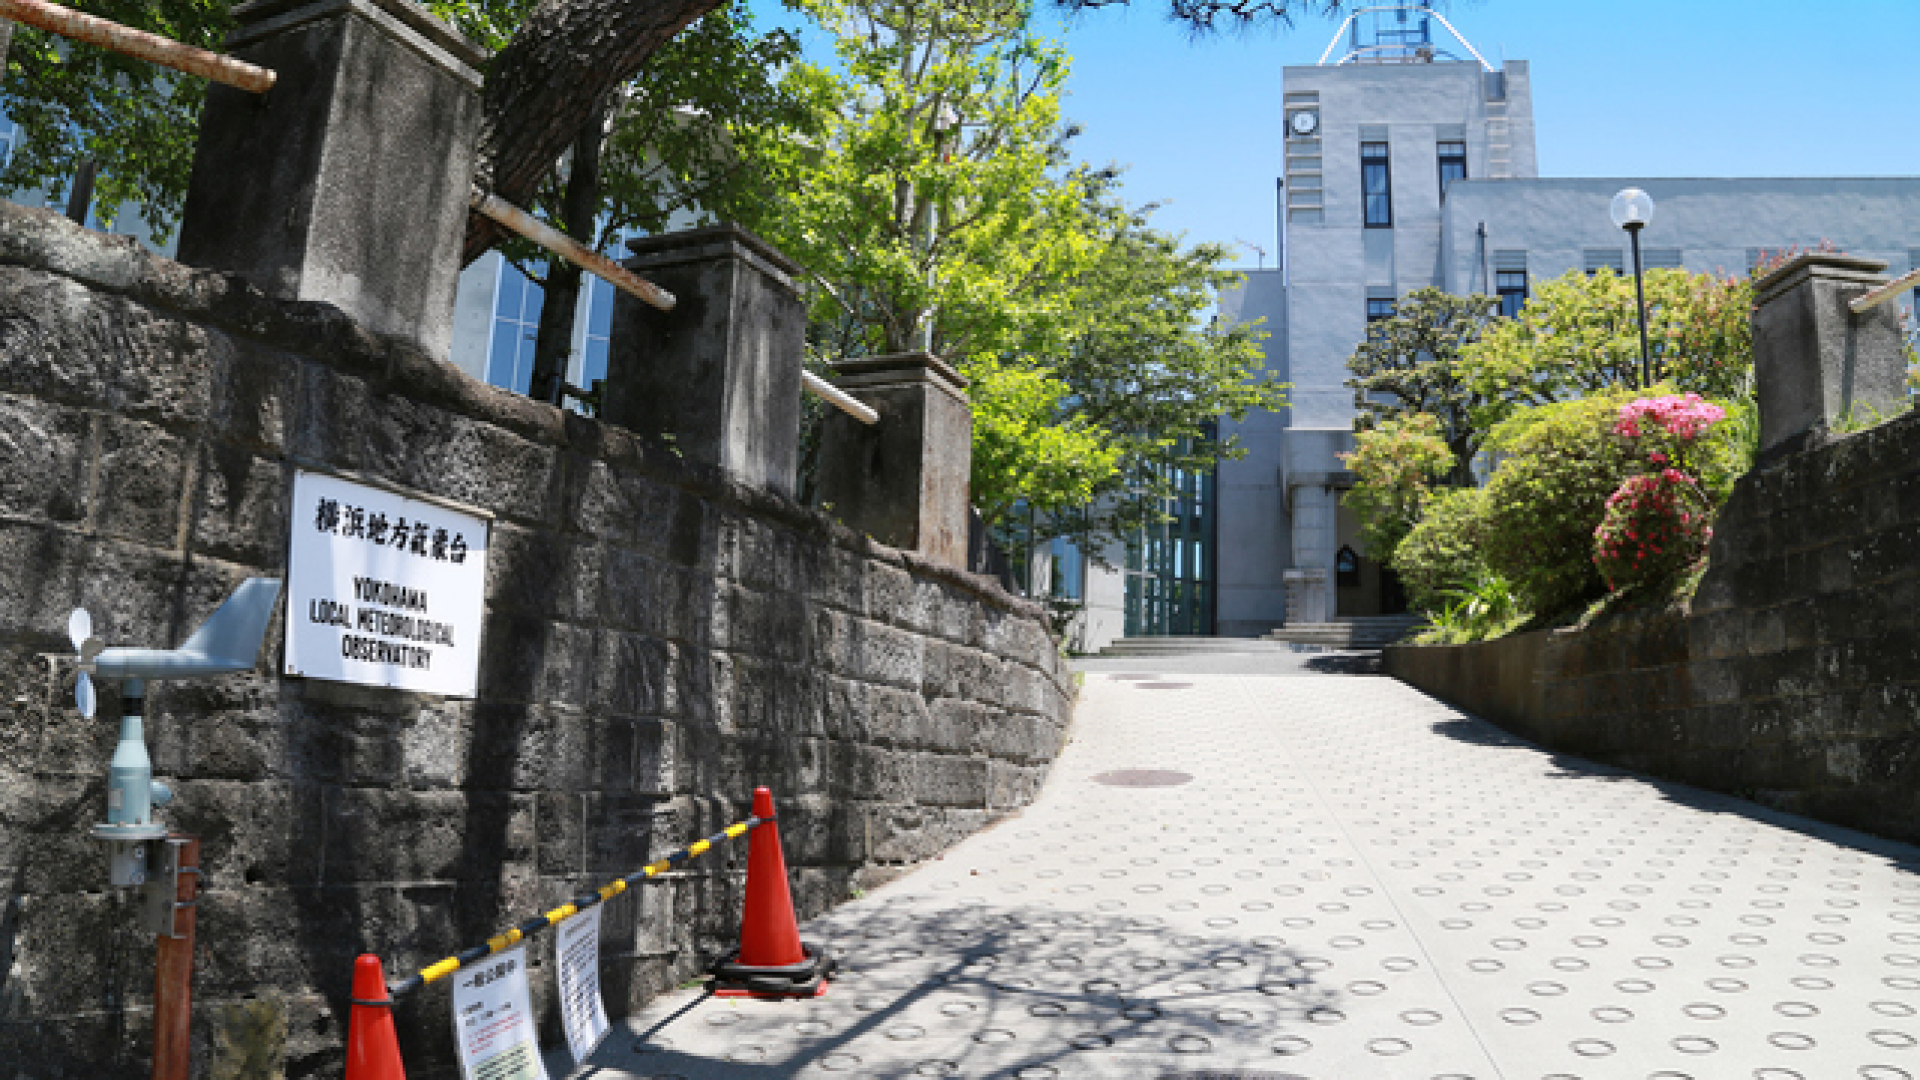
1850, 265, 1920, 315
0, 0, 275, 93
804, 370, 879, 425
468, 189, 676, 313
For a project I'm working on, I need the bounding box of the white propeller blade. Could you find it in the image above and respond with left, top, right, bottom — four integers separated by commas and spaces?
75, 671, 96, 720
67, 608, 92, 654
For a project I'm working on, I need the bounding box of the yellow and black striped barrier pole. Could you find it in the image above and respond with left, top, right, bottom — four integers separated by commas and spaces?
387, 813, 770, 1000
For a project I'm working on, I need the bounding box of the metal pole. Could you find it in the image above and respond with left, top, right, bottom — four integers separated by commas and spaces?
1627, 223, 1652, 388
1850, 264, 1920, 315
802, 370, 878, 425
468, 189, 676, 313
0, 0, 275, 93
151, 834, 199, 1080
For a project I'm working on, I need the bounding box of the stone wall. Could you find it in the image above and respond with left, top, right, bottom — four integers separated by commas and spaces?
1386, 406, 1920, 846
0, 203, 1072, 1078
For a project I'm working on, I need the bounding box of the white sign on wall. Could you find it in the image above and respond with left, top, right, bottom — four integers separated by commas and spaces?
284, 469, 491, 696
449, 946, 548, 1080
554, 905, 610, 1064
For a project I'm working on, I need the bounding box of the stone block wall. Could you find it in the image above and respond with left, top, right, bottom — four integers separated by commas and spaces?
1386, 407, 1920, 846
0, 204, 1071, 1078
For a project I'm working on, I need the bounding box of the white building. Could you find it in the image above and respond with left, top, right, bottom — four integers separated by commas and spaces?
1077, 2, 1920, 649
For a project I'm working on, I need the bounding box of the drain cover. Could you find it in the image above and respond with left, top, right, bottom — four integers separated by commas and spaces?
1092, 769, 1194, 788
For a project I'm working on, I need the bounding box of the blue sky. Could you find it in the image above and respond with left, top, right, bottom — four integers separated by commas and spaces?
757, 0, 1920, 269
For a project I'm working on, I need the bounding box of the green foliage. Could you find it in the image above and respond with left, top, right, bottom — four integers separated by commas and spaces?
450, 1, 824, 277
740, 0, 1282, 546
1461, 268, 1754, 427
1415, 566, 1525, 646
968, 356, 1121, 523
0, 0, 232, 239
1344, 287, 1501, 482
1391, 484, 1492, 615
1477, 389, 1642, 617
1339, 412, 1452, 565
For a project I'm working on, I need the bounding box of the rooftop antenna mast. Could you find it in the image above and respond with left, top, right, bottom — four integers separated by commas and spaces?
1317, 2, 1494, 71
1236, 237, 1268, 270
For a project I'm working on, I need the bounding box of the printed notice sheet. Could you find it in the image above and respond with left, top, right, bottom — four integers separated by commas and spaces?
450, 946, 548, 1080
555, 905, 610, 1063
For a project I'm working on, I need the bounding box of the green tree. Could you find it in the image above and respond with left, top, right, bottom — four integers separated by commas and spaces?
1344, 286, 1500, 484
1339, 412, 1452, 565
447, 1, 826, 402
735, 0, 1283, 553
1460, 267, 1753, 427
0, 0, 232, 239
1027, 206, 1282, 557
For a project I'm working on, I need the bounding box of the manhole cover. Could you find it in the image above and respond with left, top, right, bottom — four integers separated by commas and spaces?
1092, 770, 1194, 788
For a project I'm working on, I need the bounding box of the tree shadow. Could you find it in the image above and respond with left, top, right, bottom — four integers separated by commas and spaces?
559, 898, 1342, 1079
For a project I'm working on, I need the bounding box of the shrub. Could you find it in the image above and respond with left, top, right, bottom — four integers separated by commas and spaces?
1341, 413, 1454, 564
1478, 390, 1640, 617
1592, 469, 1713, 593
1393, 485, 1492, 614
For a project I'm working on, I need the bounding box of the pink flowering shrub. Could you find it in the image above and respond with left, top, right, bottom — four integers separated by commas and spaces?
1593, 470, 1713, 592
1593, 393, 1728, 591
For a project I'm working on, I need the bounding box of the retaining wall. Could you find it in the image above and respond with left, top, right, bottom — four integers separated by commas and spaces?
1387, 408, 1920, 846
0, 203, 1072, 1077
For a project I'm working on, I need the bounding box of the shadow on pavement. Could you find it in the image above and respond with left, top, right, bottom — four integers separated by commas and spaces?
566, 900, 1343, 1079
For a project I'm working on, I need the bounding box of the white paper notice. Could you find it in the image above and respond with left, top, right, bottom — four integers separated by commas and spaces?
554, 905, 610, 1064
450, 946, 548, 1080
284, 469, 491, 696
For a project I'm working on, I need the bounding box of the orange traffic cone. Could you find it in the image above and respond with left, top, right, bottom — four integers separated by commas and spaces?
710, 787, 834, 997
346, 954, 407, 1079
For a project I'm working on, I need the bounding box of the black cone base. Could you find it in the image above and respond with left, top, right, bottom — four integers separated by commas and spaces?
710, 941, 836, 998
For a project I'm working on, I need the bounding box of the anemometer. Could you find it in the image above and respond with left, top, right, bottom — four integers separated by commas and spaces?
69, 578, 282, 887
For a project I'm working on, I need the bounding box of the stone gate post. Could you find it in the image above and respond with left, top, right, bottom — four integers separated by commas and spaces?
1751, 253, 1909, 454
814, 353, 973, 569
600, 225, 806, 498
175, 0, 484, 359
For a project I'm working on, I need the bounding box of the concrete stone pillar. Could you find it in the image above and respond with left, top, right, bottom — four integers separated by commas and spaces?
176, 0, 483, 359
602, 226, 806, 498
1751, 253, 1909, 454
1285, 479, 1337, 624
814, 353, 973, 569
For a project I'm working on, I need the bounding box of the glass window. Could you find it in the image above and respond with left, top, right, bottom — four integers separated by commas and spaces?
485, 260, 544, 395
1496, 270, 1528, 318
1436, 140, 1466, 198
1361, 142, 1392, 228
1366, 298, 1396, 323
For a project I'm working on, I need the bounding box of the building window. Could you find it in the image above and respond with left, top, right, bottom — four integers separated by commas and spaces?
1496, 270, 1528, 318
486, 260, 544, 395
576, 275, 616, 397
1584, 249, 1625, 276
1366, 298, 1396, 323
1361, 142, 1392, 228
1436, 140, 1466, 198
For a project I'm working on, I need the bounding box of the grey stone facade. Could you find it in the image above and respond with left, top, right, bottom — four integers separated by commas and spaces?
1203, 26, 1920, 642
0, 203, 1070, 1078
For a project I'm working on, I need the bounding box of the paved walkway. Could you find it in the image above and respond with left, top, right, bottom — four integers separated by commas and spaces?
567, 659, 1920, 1079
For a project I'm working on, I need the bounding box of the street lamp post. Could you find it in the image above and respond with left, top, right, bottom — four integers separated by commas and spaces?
1610, 187, 1656, 388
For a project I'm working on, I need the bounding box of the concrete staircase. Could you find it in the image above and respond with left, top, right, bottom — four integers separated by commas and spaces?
1264, 615, 1424, 649
1088, 617, 1424, 658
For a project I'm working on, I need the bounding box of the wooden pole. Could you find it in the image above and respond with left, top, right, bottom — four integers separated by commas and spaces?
150, 835, 199, 1080
0, 0, 274, 93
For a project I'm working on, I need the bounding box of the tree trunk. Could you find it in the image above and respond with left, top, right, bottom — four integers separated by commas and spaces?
0, 20, 14, 73
527, 105, 608, 405
462, 0, 722, 265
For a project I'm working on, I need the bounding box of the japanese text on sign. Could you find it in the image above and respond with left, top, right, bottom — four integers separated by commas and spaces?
284, 470, 490, 696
